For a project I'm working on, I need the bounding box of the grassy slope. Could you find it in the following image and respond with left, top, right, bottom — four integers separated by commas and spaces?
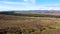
0, 15, 60, 34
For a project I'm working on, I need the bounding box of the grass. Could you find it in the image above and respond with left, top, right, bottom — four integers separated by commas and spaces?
0, 14, 60, 34
0, 12, 60, 34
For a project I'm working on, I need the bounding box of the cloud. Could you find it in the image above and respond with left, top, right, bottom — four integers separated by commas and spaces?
0, 6, 23, 11
0, 4, 60, 11
24, 0, 28, 2
23, 4, 60, 10
0, 0, 60, 10
0, 0, 36, 5
0, 1, 28, 5
24, 0, 36, 4
37, 4, 60, 10
30, 0, 36, 4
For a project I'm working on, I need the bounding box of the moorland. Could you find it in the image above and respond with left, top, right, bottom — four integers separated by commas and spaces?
0, 10, 60, 34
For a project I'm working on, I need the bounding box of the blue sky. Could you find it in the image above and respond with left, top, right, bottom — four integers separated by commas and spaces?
0, 0, 60, 11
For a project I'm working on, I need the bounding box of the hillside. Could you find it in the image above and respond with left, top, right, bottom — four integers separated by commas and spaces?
1, 10, 60, 16
0, 14, 60, 34
0, 10, 60, 34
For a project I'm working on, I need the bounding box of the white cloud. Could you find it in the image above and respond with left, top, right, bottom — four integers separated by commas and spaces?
0, 1, 28, 5
0, 4, 60, 11
24, 0, 28, 2
0, 0, 60, 10
30, 0, 36, 4
23, 0, 36, 4
0, 0, 36, 5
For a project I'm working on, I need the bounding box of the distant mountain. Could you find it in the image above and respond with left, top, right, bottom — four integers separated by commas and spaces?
0, 10, 60, 16
0, 10, 60, 14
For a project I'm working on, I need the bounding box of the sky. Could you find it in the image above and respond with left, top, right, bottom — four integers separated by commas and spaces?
0, 0, 60, 11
